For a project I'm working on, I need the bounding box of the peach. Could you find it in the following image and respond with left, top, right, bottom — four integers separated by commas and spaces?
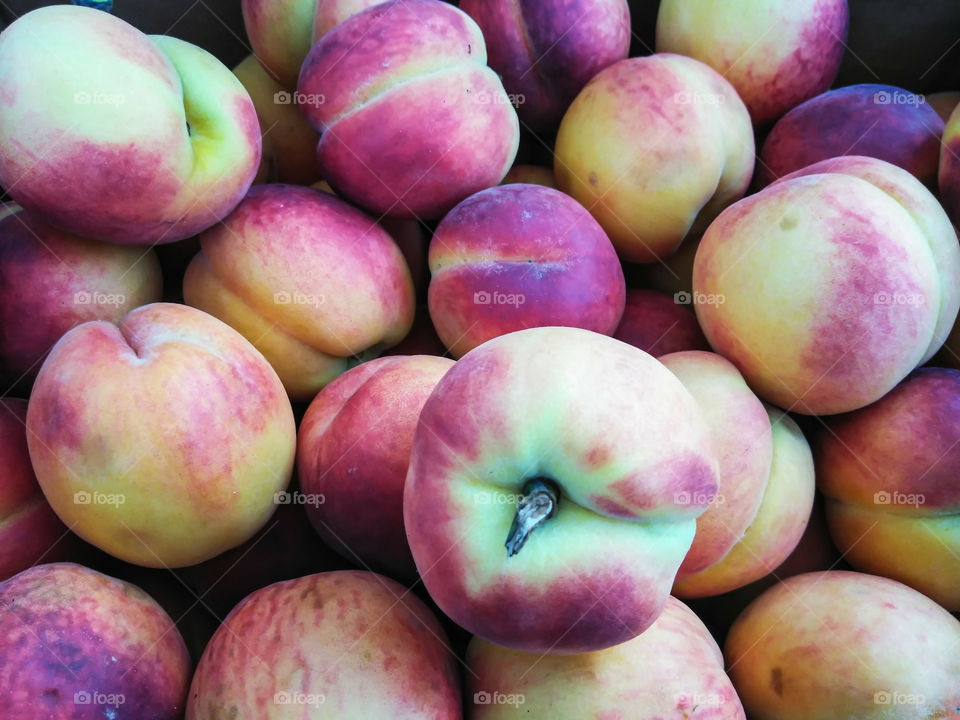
0, 208, 162, 381
693, 156, 960, 414
674, 405, 817, 597
26, 303, 296, 568
660, 352, 772, 579
657, 0, 848, 126
726, 571, 960, 719
187, 570, 461, 719
298, 0, 520, 219
0, 399, 69, 581
501, 164, 556, 188
758, 84, 944, 187
466, 596, 744, 719
0, 6, 260, 244
460, 0, 630, 131
233, 54, 320, 185
555, 54, 754, 263
817, 367, 960, 610
298, 355, 454, 578
183, 184, 415, 400
0, 563, 190, 719
428, 184, 625, 357
939, 100, 960, 225
404, 326, 719, 653
241, 0, 383, 90
613, 289, 709, 356
928, 90, 960, 122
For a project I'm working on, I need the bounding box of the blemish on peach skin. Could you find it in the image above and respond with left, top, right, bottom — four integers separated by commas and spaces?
771, 667, 784, 696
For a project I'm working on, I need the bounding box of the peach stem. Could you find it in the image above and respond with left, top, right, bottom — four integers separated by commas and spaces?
505, 477, 559, 557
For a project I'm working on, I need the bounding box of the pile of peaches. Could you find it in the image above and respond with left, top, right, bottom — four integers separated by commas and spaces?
0, 0, 958, 718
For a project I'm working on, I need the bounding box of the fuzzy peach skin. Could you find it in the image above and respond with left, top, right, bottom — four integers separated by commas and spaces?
233, 54, 320, 185
661, 352, 773, 579
758, 84, 944, 187
298, 0, 520, 220
25, 303, 296, 568
726, 571, 960, 720
0, 563, 190, 720
656, 0, 848, 127
184, 184, 415, 400
0, 208, 162, 381
501, 164, 556, 188
555, 54, 754, 263
298, 355, 454, 578
460, 0, 630, 131
242, 0, 384, 90
466, 596, 745, 719
0, 6, 260, 245
187, 570, 461, 719
693, 158, 956, 415
404, 326, 719, 653
428, 184, 626, 357
675, 405, 816, 597
939, 101, 960, 226
816, 368, 960, 610
0, 400, 68, 581
614, 289, 709, 357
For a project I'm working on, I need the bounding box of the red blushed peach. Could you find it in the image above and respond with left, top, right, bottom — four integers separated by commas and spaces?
298, 0, 520, 219
241, 0, 384, 90
939, 101, 960, 226
726, 571, 960, 720
657, 0, 848, 126
501, 164, 557, 188
758, 84, 944, 187
460, 0, 630, 131
0, 563, 190, 720
555, 54, 755, 263
614, 289, 709, 356
693, 157, 957, 415
233, 54, 320, 185
186, 571, 461, 719
26, 303, 296, 568
0, 6, 260, 245
0, 399, 69, 581
674, 405, 817, 598
184, 184, 415, 400
298, 355, 454, 578
466, 596, 745, 719
428, 184, 625, 357
660, 352, 773, 579
404, 326, 719, 653
817, 368, 960, 610
0, 208, 163, 381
